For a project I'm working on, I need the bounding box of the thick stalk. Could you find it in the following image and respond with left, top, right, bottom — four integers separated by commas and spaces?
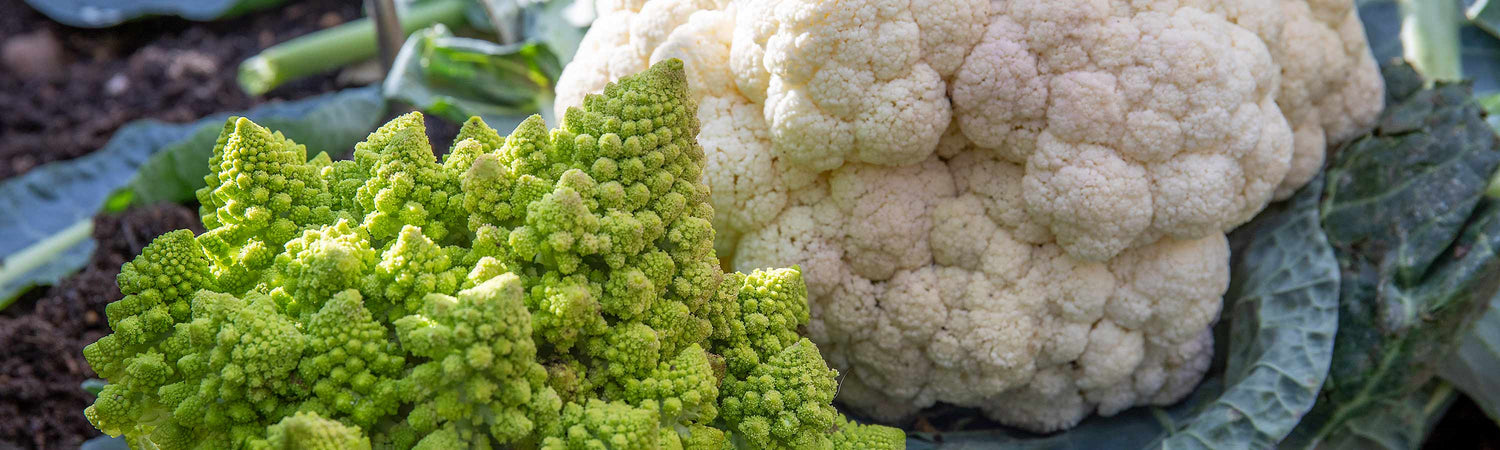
1400, 0, 1464, 83
238, 0, 469, 95
0, 219, 92, 311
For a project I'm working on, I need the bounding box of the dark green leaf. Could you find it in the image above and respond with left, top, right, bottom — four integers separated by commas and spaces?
81, 379, 107, 396
0, 87, 385, 308
1361, 0, 1500, 98
128, 87, 387, 205
1439, 290, 1500, 424
1284, 63, 1500, 448
523, 0, 588, 65
1302, 381, 1456, 450
903, 176, 1341, 449
1470, 0, 1500, 42
384, 25, 554, 134
1155, 175, 1341, 449
21, 0, 284, 28
79, 435, 130, 450
1372, 2, 1500, 425
468, 0, 523, 43
903, 381, 1220, 450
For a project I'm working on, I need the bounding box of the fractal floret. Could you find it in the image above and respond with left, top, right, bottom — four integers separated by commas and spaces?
82, 59, 902, 449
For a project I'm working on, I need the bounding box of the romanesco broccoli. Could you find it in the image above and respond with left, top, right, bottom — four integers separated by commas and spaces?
83, 59, 903, 449
251, 411, 372, 450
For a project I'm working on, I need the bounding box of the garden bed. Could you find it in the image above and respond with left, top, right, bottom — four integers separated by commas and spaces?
0, 0, 363, 179
0, 1, 1496, 449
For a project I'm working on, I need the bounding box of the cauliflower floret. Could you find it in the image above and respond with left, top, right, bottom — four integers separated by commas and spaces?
740, 0, 985, 180
1266, 0, 1385, 198
955, 5, 1291, 260
555, 0, 726, 112
556, 0, 1382, 432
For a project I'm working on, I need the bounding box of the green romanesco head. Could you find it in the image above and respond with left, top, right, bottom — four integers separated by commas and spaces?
84, 229, 215, 439
82, 59, 905, 449
463, 59, 721, 391
268, 219, 378, 316
196, 117, 337, 293
618, 343, 720, 428
250, 411, 372, 450
719, 339, 839, 450
542, 399, 661, 450
162, 291, 306, 431
707, 267, 811, 375
831, 415, 908, 450
295, 289, 405, 428
394, 273, 560, 447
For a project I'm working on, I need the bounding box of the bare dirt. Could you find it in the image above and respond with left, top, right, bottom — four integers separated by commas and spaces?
0, 0, 361, 180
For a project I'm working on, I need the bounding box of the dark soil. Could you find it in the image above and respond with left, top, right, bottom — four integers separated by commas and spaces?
0, 0, 363, 180
0, 204, 202, 449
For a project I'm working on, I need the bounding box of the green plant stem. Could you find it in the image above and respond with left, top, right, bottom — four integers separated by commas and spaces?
1488, 167, 1500, 199
238, 0, 469, 95
0, 219, 92, 311
1400, 0, 1464, 82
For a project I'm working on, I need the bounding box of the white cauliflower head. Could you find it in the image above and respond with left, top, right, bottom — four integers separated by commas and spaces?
555, 0, 1383, 432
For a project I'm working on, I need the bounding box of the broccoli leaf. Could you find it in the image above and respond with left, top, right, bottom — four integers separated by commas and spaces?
0, 87, 384, 309
903, 175, 1341, 449
900, 383, 1218, 449
1361, 0, 1500, 99
20, 0, 285, 28
1442, 6, 1500, 429
1282, 63, 1500, 448
1470, 0, 1500, 42
522, 0, 588, 65
1439, 291, 1500, 425
384, 24, 560, 134
81, 379, 107, 397
1300, 381, 1456, 450
383, 0, 586, 134
127, 88, 386, 204
78, 435, 130, 450
1367, 1, 1500, 427
1154, 174, 1341, 449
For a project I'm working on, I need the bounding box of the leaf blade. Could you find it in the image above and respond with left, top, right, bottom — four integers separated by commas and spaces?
20, 0, 284, 28
1284, 63, 1500, 448
1156, 176, 1341, 450
0, 87, 385, 307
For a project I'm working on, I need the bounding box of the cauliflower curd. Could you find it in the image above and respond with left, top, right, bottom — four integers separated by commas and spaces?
557, 0, 1383, 432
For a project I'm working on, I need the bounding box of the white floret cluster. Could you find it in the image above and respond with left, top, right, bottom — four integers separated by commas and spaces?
557, 0, 1382, 432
